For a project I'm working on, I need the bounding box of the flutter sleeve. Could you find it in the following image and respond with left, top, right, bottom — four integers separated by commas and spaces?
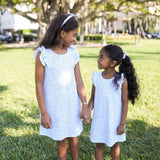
34, 46, 48, 67
119, 73, 125, 88
70, 45, 80, 66
92, 71, 98, 86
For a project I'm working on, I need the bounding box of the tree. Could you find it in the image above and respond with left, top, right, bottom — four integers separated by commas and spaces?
99, 0, 160, 44
0, 0, 159, 43
0, 0, 86, 40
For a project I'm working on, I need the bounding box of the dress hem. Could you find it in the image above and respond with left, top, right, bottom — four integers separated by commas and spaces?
39, 129, 83, 141
90, 138, 126, 147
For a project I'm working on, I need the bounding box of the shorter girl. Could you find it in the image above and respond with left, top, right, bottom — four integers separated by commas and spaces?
88, 44, 139, 160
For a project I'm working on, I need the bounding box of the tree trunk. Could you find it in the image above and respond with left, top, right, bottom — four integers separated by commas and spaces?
80, 23, 85, 44
114, 21, 117, 36
79, 0, 88, 45
85, 23, 88, 35
91, 22, 94, 34
37, 24, 47, 42
137, 27, 140, 44
137, 18, 146, 39
134, 18, 137, 45
102, 15, 106, 46
128, 20, 132, 33
108, 21, 112, 34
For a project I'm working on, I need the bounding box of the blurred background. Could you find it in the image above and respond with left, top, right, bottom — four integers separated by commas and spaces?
0, 0, 160, 45
0, 1, 160, 160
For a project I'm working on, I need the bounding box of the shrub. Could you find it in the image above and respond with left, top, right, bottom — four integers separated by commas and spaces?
23, 34, 37, 42
77, 34, 109, 41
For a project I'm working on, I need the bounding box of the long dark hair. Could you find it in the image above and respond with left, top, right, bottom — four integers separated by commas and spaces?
38, 13, 78, 48
102, 44, 139, 105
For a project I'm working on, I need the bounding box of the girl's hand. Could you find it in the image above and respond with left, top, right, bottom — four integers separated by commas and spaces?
84, 108, 92, 124
117, 124, 125, 135
80, 106, 91, 124
41, 112, 51, 129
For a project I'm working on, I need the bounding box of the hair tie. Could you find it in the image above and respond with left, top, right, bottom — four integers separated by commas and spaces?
123, 52, 126, 59
61, 13, 75, 28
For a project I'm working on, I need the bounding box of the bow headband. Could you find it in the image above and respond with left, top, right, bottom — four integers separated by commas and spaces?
123, 52, 126, 59
61, 13, 75, 27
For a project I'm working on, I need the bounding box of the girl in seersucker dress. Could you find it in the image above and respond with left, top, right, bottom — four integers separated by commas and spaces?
34, 14, 90, 160
88, 44, 139, 160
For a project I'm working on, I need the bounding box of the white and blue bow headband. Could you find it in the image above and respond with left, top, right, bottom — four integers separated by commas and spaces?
123, 52, 126, 59
61, 13, 75, 27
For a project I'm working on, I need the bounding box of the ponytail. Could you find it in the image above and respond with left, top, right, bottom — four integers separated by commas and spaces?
119, 55, 139, 105
102, 44, 139, 104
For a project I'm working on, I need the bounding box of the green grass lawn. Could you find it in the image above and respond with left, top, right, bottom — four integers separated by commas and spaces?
0, 39, 160, 160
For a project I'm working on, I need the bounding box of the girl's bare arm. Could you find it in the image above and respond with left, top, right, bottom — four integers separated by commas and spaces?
88, 84, 95, 111
117, 78, 128, 135
35, 52, 51, 128
74, 62, 87, 107
74, 62, 90, 123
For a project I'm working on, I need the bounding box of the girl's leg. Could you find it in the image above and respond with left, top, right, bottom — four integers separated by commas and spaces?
95, 143, 105, 160
57, 139, 67, 160
110, 142, 120, 160
68, 137, 79, 160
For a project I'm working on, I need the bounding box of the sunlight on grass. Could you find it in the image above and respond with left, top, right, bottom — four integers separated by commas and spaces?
0, 40, 160, 159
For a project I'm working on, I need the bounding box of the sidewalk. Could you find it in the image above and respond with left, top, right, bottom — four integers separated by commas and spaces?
3, 42, 103, 48
3, 42, 38, 48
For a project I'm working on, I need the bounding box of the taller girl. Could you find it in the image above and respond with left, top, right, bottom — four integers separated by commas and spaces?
35, 14, 90, 160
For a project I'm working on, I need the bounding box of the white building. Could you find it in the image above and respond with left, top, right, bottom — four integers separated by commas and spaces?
0, 11, 38, 34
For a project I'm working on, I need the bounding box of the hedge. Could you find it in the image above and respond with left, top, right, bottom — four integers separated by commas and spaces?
76, 34, 109, 41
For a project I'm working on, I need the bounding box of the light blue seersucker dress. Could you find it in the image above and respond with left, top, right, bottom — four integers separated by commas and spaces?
90, 71, 126, 147
34, 45, 83, 141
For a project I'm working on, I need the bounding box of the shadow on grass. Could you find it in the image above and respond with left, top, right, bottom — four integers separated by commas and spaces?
83, 41, 134, 46
129, 50, 160, 56
0, 109, 39, 137
125, 51, 160, 61
80, 119, 160, 160
0, 85, 8, 93
80, 55, 98, 59
0, 110, 160, 160
0, 47, 31, 52
80, 50, 160, 61
107, 41, 135, 46
0, 134, 58, 160
122, 119, 160, 159
80, 54, 153, 61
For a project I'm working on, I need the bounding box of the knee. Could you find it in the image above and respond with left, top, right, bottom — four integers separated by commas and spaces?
111, 142, 119, 149
96, 143, 105, 150
57, 139, 66, 146
68, 137, 78, 145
